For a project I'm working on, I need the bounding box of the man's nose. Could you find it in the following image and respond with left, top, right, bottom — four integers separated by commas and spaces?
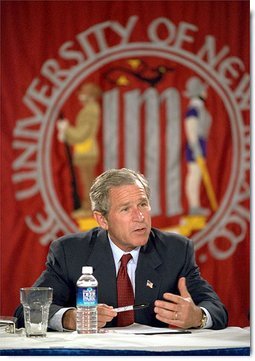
132, 208, 144, 221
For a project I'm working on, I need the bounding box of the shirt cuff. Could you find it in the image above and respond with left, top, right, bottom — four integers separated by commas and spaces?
200, 307, 213, 328
48, 307, 76, 332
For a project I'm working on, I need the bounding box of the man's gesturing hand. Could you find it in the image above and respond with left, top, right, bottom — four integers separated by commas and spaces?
154, 277, 203, 329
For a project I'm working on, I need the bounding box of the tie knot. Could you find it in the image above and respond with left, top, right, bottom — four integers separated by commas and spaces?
120, 253, 132, 267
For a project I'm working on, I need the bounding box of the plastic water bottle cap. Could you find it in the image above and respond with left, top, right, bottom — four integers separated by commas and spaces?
82, 266, 93, 274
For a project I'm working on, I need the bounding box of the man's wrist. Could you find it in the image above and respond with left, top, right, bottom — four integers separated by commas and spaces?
198, 308, 208, 328
62, 308, 76, 330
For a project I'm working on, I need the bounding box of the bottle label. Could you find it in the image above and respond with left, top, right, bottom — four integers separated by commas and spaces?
76, 287, 98, 306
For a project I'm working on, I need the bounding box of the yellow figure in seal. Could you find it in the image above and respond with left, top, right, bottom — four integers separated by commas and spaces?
57, 83, 102, 219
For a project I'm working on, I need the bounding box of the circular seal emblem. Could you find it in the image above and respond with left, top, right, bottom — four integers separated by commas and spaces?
12, 16, 250, 261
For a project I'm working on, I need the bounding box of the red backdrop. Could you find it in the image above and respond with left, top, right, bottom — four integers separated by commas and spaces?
1, 0, 250, 327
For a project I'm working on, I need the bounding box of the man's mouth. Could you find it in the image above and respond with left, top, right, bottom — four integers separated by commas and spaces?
133, 227, 147, 233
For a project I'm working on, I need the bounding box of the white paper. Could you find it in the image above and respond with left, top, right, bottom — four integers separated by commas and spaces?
104, 323, 190, 334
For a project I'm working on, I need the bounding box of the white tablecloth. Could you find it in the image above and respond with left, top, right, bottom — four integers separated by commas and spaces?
0, 324, 250, 353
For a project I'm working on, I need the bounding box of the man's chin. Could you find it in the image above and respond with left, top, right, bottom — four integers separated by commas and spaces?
132, 230, 150, 245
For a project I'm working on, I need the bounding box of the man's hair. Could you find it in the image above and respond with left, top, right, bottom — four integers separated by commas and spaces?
89, 168, 150, 216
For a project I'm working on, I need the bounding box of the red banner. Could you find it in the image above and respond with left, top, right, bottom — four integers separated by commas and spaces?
1, 0, 250, 327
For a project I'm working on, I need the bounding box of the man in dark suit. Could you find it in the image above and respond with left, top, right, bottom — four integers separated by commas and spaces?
15, 168, 228, 331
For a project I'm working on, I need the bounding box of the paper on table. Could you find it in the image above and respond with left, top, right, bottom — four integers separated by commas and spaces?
105, 323, 191, 334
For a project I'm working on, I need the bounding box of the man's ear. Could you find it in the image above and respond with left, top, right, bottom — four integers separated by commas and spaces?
93, 211, 108, 230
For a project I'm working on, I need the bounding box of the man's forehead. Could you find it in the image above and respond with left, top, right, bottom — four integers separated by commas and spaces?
109, 182, 147, 199
111, 181, 144, 191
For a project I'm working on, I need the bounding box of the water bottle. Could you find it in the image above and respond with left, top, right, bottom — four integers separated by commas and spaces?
76, 266, 98, 334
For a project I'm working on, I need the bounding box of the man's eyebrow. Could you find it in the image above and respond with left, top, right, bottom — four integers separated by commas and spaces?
117, 201, 131, 209
118, 197, 148, 208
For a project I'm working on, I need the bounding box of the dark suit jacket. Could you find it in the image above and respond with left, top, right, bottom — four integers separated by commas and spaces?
14, 227, 228, 329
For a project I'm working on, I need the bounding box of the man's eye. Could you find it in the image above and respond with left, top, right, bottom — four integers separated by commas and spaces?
140, 202, 148, 207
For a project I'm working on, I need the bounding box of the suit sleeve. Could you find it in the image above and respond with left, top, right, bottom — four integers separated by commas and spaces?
180, 239, 228, 329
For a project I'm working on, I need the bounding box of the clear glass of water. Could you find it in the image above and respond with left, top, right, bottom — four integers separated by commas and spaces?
20, 287, 53, 337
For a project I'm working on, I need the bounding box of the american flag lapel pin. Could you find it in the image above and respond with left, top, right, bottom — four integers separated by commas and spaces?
146, 280, 154, 288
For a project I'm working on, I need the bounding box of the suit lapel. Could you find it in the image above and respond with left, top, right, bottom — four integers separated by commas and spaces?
135, 232, 162, 306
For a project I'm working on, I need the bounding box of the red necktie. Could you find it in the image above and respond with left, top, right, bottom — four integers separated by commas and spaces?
116, 254, 135, 326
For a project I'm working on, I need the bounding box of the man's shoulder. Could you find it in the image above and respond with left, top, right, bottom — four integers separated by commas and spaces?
151, 227, 191, 248
51, 227, 103, 249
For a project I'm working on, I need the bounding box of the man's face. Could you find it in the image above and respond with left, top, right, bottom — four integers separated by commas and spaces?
95, 182, 151, 252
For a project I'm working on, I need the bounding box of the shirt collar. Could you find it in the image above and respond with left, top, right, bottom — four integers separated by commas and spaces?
108, 236, 140, 265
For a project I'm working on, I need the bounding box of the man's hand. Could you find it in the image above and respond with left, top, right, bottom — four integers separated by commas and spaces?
97, 304, 117, 328
62, 304, 117, 330
62, 309, 76, 330
154, 277, 203, 329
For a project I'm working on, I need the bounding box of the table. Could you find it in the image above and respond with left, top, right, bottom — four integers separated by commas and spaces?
0, 324, 250, 356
